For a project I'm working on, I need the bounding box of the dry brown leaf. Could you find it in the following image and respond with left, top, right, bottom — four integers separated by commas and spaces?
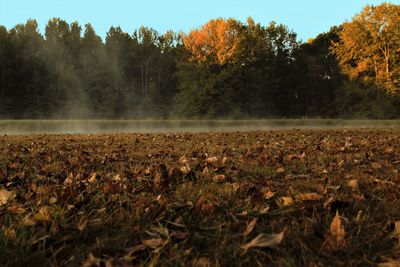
278, 196, 294, 206
88, 173, 97, 183
31, 206, 52, 223
384, 146, 395, 154
321, 211, 346, 252
296, 193, 323, 202
77, 216, 88, 232
179, 155, 188, 164
0, 189, 16, 206
22, 215, 37, 226
243, 218, 257, 237
82, 253, 101, 267
7, 205, 26, 214
323, 196, 335, 209
275, 167, 286, 174
205, 156, 218, 163
180, 164, 190, 174
241, 230, 285, 252
200, 203, 215, 215
192, 257, 211, 267
123, 244, 147, 261
170, 231, 188, 240
379, 259, 400, 267
113, 174, 121, 181
262, 189, 276, 199
212, 174, 225, 182
64, 173, 74, 185
142, 238, 164, 249
348, 179, 359, 189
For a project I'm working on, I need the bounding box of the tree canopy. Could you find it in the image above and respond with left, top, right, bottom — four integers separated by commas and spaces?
0, 2, 399, 119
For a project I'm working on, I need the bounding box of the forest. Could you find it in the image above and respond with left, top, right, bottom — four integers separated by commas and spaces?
0, 2, 399, 119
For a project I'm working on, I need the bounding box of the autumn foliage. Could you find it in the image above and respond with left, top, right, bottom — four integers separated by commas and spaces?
183, 18, 243, 65
332, 3, 400, 93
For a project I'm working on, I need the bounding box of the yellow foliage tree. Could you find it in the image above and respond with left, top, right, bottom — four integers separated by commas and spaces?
183, 18, 244, 65
332, 3, 400, 93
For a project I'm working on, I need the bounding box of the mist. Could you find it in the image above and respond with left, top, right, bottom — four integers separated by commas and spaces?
1, 119, 400, 135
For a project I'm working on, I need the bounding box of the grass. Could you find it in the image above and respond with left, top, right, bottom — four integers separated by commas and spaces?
0, 129, 399, 266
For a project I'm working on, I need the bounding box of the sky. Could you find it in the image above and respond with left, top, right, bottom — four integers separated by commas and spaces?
0, 0, 396, 42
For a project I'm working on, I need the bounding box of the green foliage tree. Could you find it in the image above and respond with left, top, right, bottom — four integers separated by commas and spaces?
175, 18, 298, 118
0, 3, 399, 119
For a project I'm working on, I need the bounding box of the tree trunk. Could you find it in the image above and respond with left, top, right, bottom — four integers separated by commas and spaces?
1, 60, 5, 103
156, 70, 161, 102
115, 69, 118, 99
145, 59, 150, 96
141, 61, 145, 96
56, 62, 60, 97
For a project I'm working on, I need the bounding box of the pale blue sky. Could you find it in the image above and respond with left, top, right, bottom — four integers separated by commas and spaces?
0, 0, 395, 41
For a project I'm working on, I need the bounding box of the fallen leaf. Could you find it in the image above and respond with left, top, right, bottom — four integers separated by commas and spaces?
77, 216, 88, 232
0, 189, 16, 206
212, 174, 225, 182
241, 230, 285, 253
123, 244, 147, 261
262, 190, 276, 200
88, 173, 97, 183
372, 162, 382, 169
192, 257, 211, 267
321, 211, 346, 252
22, 215, 37, 226
170, 231, 188, 240
180, 164, 190, 174
243, 218, 257, 237
296, 193, 323, 202
7, 205, 26, 214
323, 196, 335, 209
179, 156, 188, 164
64, 173, 74, 185
384, 146, 395, 154
142, 238, 164, 249
114, 174, 121, 181
317, 184, 328, 195
33, 206, 52, 222
205, 156, 218, 163
277, 196, 294, 206
200, 203, 215, 215
82, 253, 101, 267
348, 179, 358, 189
275, 167, 285, 174
379, 259, 400, 267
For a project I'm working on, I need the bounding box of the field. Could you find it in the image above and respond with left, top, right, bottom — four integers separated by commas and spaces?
2, 119, 400, 134
0, 129, 400, 266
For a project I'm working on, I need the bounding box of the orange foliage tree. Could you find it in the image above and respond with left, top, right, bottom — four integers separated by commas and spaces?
332, 3, 400, 93
182, 18, 244, 65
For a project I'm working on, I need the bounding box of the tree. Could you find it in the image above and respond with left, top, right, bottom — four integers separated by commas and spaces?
0, 26, 9, 106
294, 26, 343, 117
183, 18, 244, 66
175, 18, 299, 118
332, 3, 400, 94
105, 26, 133, 116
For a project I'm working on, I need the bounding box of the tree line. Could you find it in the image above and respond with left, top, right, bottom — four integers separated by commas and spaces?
0, 2, 399, 119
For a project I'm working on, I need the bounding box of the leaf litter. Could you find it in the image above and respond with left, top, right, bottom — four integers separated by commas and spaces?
0, 130, 399, 266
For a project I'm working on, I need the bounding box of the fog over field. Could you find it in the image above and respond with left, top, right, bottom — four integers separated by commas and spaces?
2, 119, 400, 135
